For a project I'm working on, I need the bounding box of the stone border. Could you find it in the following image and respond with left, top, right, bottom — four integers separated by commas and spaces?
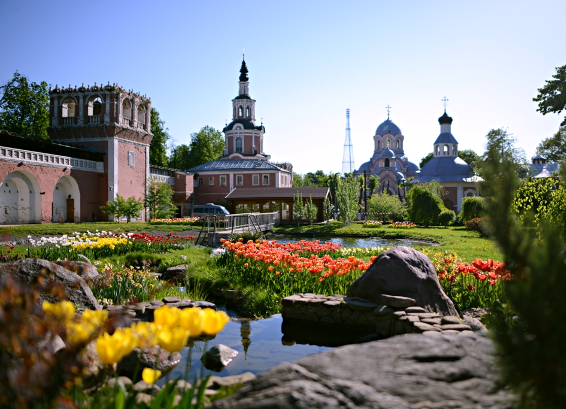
103, 296, 216, 321
282, 293, 473, 337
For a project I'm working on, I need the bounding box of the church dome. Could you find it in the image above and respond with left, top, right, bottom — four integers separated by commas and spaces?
379, 148, 396, 159
376, 119, 401, 136
438, 111, 453, 125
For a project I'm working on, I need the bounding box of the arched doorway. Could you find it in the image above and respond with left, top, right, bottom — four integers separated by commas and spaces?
0, 171, 41, 224
53, 176, 80, 223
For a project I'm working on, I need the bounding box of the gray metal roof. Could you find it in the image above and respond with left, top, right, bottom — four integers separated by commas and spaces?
223, 119, 264, 132
433, 132, 459, 144
375, 119, 401, 136
379, 148, 396, 159
410, 156, 474, 183
356, 160, 372, 173
188, 159, 288, 173
531, 163, 560, 178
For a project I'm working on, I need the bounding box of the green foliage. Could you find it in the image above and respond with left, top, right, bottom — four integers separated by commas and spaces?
100, 194, 144, 222
533, 63, 566, 126
481, 128, 527, 177
292, 191, 305, 226
227, 231, 264, 242
458, 196, 485, 222
336, 174, 359, 226
368, 191, 407, 221
145, 177, 177, 220
406, 182, 446, 226
465, 217, 487, 236
168, 144, 191, 170
0, 71, 49, 139
458, 149, 482, 175
438, 209, 456, 227
482, 126, 566, 408
536, 125, 566, 163
186, 126, 224, 169
304, 195, 317, 225
149, 108, 170, 167
323, 196, 333, 222
419, 152, 434, 168
368, 175, 380, 198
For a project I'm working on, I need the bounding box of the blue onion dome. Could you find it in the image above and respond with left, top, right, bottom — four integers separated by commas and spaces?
438, 111, 453, 125
379, 148, 396, 159
376, 119, 401, 136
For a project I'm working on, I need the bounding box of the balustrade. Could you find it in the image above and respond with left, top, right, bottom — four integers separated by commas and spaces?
0, 145, 104, 172
89, 115, 101, 124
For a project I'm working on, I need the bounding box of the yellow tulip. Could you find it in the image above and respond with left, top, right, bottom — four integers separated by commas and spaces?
154, 305, 182, 328
131, 322, 158, 349
142, 368, 162, 384
180, 307, 205, 337
95, 328, 136, 364
67, 321, 96, 345
43, 300, 75, 323
202, 309, 230, 335
157, 326, 189, 353
81, 309, 108, 328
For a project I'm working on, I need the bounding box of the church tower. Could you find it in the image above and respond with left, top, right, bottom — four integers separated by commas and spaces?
222, 57, 268, 160
433, 110, 459, 157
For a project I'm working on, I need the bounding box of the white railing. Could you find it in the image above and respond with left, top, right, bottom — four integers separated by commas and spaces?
151, 174, 175, 185
89, 115, 100, 124
135, 120, 145, 130
0, 146, 104, 173
63, 117, 75, 125
215, 212, 280, 231
122, 117, 131, 126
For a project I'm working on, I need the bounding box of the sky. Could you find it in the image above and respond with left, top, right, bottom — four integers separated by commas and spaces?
1, 0, 565, 174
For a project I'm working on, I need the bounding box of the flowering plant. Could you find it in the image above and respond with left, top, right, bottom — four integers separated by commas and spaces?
388, 221, 416, 228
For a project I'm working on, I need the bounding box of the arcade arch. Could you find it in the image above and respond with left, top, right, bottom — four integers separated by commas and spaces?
0, 171, 41, 224
52, 176, 80, 223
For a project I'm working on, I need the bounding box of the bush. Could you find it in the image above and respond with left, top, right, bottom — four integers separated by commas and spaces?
438, 209, 456, 227
367, 192, 407, 222
465, 217, 486, 235
406, 183, 446, 226
458, 196, 485, 222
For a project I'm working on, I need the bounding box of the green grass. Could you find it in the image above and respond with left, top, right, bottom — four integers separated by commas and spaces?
272, 221, 503, 263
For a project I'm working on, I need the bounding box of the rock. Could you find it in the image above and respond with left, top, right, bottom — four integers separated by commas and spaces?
194, 301, 216, 310
461, 307, 489, 320
441, 316, 462, 325
405, 306, 427, 313
38, 332, 65, 354
0, 258, 100, 310
441, 323, 473, 331
118, 346, 181, 379
180, 255, 187, 260
209, 372, 256, 389
162, 265, 187, 280
133, 381, 160, 393
107, 376, 133, 389
55, 260, 99, 280
79, 341, 113, 390
208, 333, 515, 409
202, 344, 239, 371
462, 315, 487, 332
163, 296, 182, 303
412, 321, 440, 332
380, 294, 416, 308
167, 379, 192, 392
135, 393, 153, 405
347, 246, 458, 316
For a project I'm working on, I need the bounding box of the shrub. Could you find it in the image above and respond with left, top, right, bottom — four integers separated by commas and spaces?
438, 209, 456, 227
406, 182, 446, 226
458, 196, 485, 222
465, 217, 486, 235
368, 192, 407, 221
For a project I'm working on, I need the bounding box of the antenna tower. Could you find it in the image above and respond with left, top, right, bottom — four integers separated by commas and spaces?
341, 109, 355, 174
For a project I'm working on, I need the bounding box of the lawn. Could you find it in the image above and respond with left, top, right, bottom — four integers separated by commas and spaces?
272, 221, 502, 263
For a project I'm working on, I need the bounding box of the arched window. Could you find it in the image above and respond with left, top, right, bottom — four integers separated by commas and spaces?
396, 139, 400, 149
137, 105, 146, 129
238, 106, 243, 117
384, 158, 390, 167
436, 145, 440, 156
122, 99, 131, 126
444, 145, 449, 155
233, 107, 236, 118
61, 98, 75, 118
452, 145, 457, 156
377, 140, 380, 150
386, 139, 390, 148
235, 137, 243, 153
246, 106, 250, 117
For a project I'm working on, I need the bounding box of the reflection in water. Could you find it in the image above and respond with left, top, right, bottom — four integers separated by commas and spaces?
268, 234, 431, 249
240, 320, 251, 359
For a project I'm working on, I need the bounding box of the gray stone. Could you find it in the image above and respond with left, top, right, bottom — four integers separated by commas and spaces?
180, 255, 187, 260
202, 344, 238, 371
405, 306, 427, 313
78, 341, 112, 390
135, 393, 153, 405
314, 305, 331, 317
392, 310, 406, 318
194, 301, 216, 310
375, 319, 393, 337
347, 246, 458, 316
411, 312, 440, 319
441, 316, 462, 325
323, 300, 341, 307
0, 258, 100, 310
380, 294, 416, 308
442, 329, 460, 334
441, 324, 473, 331
209, 372, 256, 389
345, 299, 379, 311
150, 300, 165, 306
55, 260, 99, 280
163, 296, 182, 303
107, 376, 133, 389
208, 333, 515, 409
462, 307, 489, 320
133, 381, 160, 393
166, 379, 192, 392
374, 305, 394, 315
421, 318, 442, 325
118, 346, 181, 378
399, 315, 420, 323
412, 322, 440, 332
462, 315, 487, 332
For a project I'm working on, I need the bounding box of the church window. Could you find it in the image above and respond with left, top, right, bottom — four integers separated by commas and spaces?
137, 105, 146, 128
246, 106, 250, 117
377, 140, 380, 150
235, 137, 243, 153
444, 145, 449, 155
238, 106, 243, 117
62, 98, 76, 118
122, 99, 132, 125
397, 140, 400, 149
436, 145, 440, 156
452, 145, 457, 156
386, 139, 390, 148
385, 158, 390, 167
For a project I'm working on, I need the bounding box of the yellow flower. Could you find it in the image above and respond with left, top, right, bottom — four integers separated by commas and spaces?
66, 321, 96, 345
43, 300, 75, 323
154, 305, 182, 328
142, 368, 162, 385
96, 328, 136, 364
131, 322, 158, 349
180, 307, 205, 337
157, 326, 189, 353
81, 309, 108, 328
202, 309, 230, 335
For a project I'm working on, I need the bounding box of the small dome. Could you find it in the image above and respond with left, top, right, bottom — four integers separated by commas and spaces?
379, 148, 396, 159
376, 119, 401, 136
438, 111, 453, 125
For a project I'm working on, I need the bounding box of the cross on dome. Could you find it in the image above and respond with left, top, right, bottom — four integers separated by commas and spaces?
386, 105, 391, 119
442, 96, 449, 112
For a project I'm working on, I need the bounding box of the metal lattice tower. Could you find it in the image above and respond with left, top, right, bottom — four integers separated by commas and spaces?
341, 108, 355, 174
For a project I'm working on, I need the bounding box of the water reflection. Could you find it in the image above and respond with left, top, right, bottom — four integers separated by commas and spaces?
268, 234, 431, 249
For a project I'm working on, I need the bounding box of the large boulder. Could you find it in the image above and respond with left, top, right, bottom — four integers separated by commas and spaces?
0, 258, 100, 310
55, 260, 99, 280
347, 246, 458, 316
118, 346, 181, 380
209, 333, 515, 409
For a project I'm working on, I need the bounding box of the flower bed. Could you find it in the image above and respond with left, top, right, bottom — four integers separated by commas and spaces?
431, 251, 510, 310
363, 221, 383, 226
388, 221, 416, 229
150, 217, 200, 225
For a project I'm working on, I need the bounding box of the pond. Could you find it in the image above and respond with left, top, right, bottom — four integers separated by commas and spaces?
266, 234, 433, 249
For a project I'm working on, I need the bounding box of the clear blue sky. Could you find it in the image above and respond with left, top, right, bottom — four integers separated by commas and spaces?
1, 0, 565, 174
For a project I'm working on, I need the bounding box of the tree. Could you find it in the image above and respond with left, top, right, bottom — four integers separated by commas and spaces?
536, 126, 566, 163
480, 128, 528, 178
533, 64, 566, 126
512, 176, 566, 230
149, 107, 170, 167
406, 182, 446, 226
368, 191, 407, 222
292, 191, 305, 226
292, 172, 304, 187
304, 195, 317, 225
145, 177, 177, 220
323, 196, 333, 223
0, 71, 49, 139
368, 175, 380, 198
100, 194, 143, 222
419, 152, 434, 169
186, 126, 224, 169
168, 144, 191, 170
458, 149, 482, 175
438, 209, 456, 227
336, 174, 359, 226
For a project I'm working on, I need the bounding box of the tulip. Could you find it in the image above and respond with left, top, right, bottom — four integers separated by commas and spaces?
67, 321, 97, 345
154, 305, 182, 328
43, 300, 75, 323
81, 309, 108, 328
142, 368, 162, 384
96, 328, 136, 364
180, 307, 205, 337
202, 309, 230, 335
131, 322, 158, 349
158, 326, 190, 353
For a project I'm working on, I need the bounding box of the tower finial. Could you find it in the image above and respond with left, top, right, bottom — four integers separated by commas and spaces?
239, 55, 249, 82
442, 96, 449, 112
386, 105, 391, 120
243, 47, 245, 60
